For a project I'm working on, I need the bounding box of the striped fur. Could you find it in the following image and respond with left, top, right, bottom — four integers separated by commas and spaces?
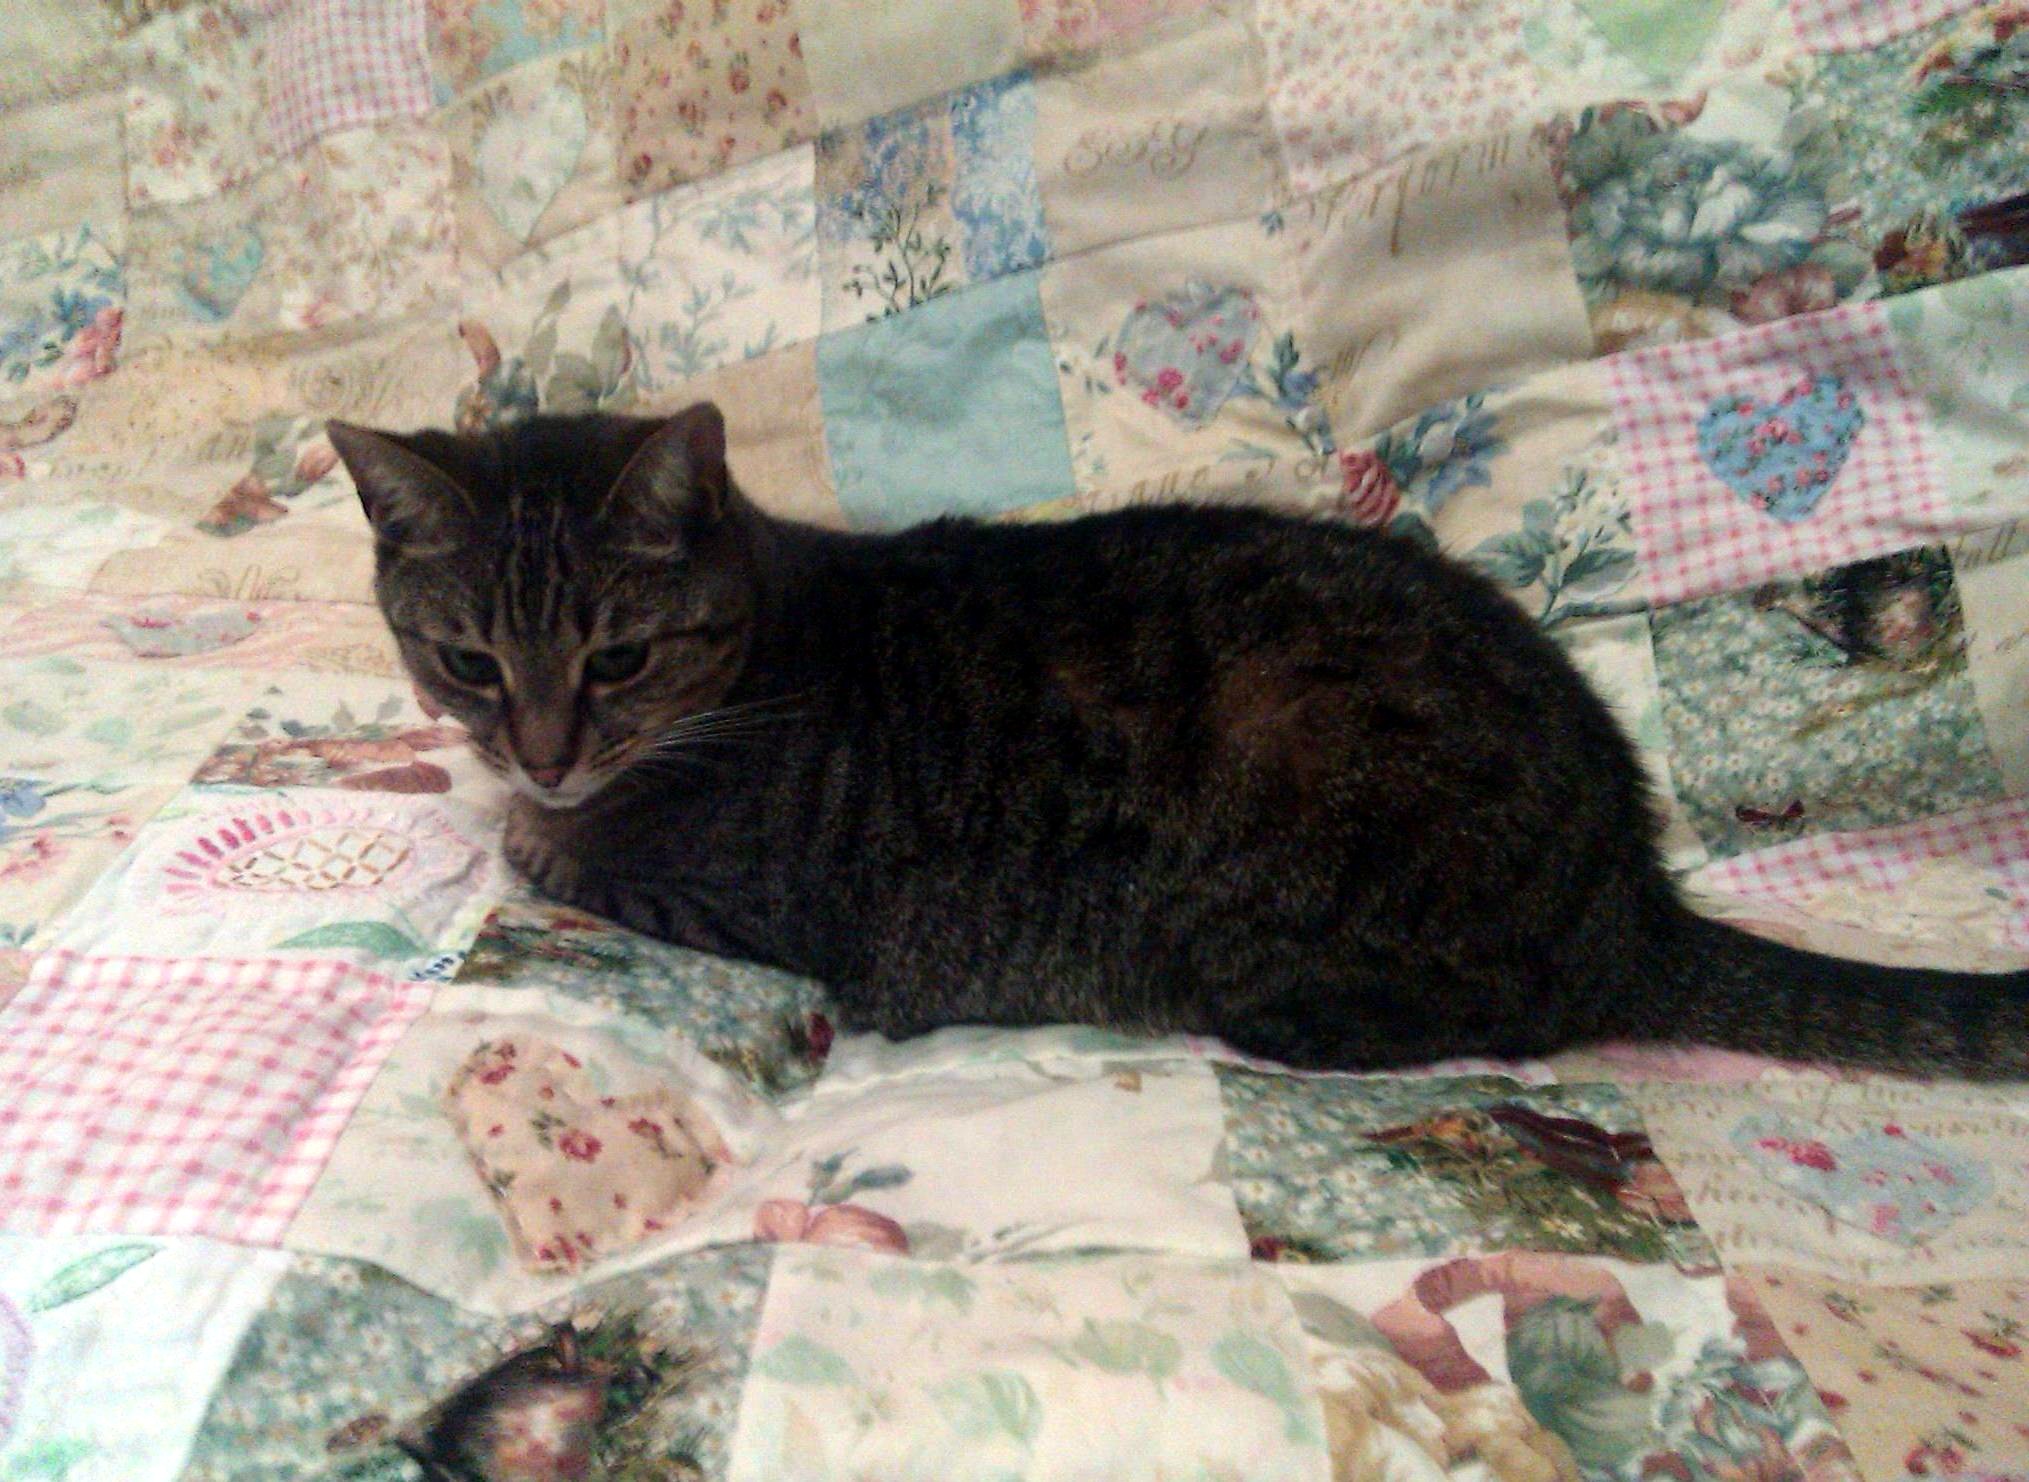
336, 409, 2029, 1077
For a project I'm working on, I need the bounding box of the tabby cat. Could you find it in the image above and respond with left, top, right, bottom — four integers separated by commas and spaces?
328, 406, 2029, 1076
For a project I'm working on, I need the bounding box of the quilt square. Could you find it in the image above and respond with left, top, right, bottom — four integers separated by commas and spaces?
612, 0, 815, 199
729, 1247, 1321, 1481
617, 145, 819, 387
1032, 4, 1276, 258
1693, 794, 2029, 954
0, 1237, 288, 1482
263, 0, 434, 158
1279, 1255, 1855, 1482
0, 227, 125, 405
47, 787, 502, 970
1786, 0, 1986, 52
1609, 302, 1945, 605
732, 1048, 1247, 1265
427, 0, 601, 98
1635, 1073, 2029, 1281
816, 73, 1047, 329
1888, 269, 2029, 528
817, 269, 1074, 526
1650, 544, 2007, 860
445, 50, 620, 264
794, 0, 1020, 128
1217, 1069, 1715, 1269
184, 1245, 771, 1477
1288, 126, 1591, 447
0, 952, 430, 1241
1739, 1267, 2029, 1482
284, 981, 782, 1312
1039, 214, 1322, 501
121, 1, 271, 210
0, 88, 127, 244
1256, 0, 1535, 195
0, 657, 263, 948
1785, 7, 2029, 243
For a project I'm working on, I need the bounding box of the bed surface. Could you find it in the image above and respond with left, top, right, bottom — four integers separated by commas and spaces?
0, 1, 2026, 1477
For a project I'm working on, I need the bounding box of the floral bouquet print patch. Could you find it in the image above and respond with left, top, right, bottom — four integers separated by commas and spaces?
1111, 282, 1262, 425
1697, 374, 1865, 522
1732, 1111, 1994, 1245
444, 1037, 735, 1273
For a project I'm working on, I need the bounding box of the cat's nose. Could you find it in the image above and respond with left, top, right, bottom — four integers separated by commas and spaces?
524, 764, 568, 789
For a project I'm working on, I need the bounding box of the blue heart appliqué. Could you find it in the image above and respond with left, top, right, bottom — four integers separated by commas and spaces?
1696, 374, 1864, 523
1732, 1111, 1992, 1245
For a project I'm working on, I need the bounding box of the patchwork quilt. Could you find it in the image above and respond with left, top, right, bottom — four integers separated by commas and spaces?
1, 0, 2028, 1477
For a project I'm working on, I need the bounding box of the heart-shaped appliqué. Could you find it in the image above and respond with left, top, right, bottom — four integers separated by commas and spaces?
174, 225, 264, 323
1111, 282, 1262, 426
1732, 1111, 1992, 1245
1696, 374, 1864, 523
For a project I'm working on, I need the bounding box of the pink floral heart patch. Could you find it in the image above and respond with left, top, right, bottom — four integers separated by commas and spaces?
1111, 281, 1261, 426
1732, 1111, 1992, 1245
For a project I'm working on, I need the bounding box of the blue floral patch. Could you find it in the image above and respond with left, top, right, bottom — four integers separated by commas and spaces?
949, 71, 1049, 282
0, 227, 125, 397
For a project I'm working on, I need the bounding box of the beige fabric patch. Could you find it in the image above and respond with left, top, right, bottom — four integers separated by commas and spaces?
445, 1035, 735, 1274
0, 89, 128, 244
1032, 4, 1279, 258
445, 50, 623, 269
1953, 539, 2029, 798
1736, 1264, 2029, 1481
681, 342, 845, 530
795, 0, 1020, 128
1286, 126, 1592, 445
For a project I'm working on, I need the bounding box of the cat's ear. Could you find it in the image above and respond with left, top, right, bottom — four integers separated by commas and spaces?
326, 421, 474, 557
601, 403, 728, 550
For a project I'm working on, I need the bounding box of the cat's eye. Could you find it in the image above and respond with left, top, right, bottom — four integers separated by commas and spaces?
437, 645, 502, 688
584, 643, 650, 685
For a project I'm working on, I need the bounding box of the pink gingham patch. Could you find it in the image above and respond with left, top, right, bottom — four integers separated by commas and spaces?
0, 952, 429, 1242
263, 0, 434, 158
1786, 0, 1983, 52
1610, 303, 1944, 606
1701, 796, 2029, 949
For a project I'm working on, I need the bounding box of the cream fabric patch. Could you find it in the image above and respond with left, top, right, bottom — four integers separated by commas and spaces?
1286, 126, 1592, 446
1032, 5, 1279, 257
445, 1035, 735, 1273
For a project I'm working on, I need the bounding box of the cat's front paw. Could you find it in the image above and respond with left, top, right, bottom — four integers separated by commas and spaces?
502, 798, 584, 902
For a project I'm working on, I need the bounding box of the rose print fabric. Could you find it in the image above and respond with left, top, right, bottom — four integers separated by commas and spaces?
443, 1034, 734, 1272
4, 2, 2029, 1478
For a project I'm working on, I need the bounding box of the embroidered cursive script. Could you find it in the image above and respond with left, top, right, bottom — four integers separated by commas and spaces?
1064, 120, 1208, 182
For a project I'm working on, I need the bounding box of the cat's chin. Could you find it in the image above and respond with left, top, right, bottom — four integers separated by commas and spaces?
511, 775, 606, 811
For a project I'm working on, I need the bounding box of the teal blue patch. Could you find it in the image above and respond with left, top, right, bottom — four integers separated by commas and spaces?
817, 270, 1075, 528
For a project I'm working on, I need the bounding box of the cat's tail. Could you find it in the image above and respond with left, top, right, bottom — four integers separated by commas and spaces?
1632, 909, 2029, 1078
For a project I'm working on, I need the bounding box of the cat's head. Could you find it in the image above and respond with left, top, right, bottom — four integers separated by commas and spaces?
328, 404, 757, 809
